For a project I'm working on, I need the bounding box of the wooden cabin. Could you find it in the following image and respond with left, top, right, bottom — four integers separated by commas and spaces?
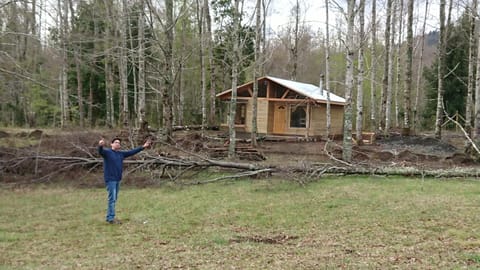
216, 76, 346, 138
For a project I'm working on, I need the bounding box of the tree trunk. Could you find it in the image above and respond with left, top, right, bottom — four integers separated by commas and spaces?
88, 76, 93, 127
413, 0, 429, 132
370, 0, 377, 132
356, 0, 365, 145
435, 0, 446, 139
205, 0, 216, 127
59, 0, 70, 128
380, 0, 393, 133
474, 0, 480, 143
394, 0, 404, 129
290, 0, 300, 81
466, 0, 477, 137
385, 0, 396, 134
177, 9, 187, 126
163, 0, 174, 143
403, 0, 413, 135
251, 0, 262, 147
198, 0, 207, 134
342, 0, 355, 162
228, 0, 242, 159
324, 0, 331, 139
118, 0, 129, 127
103, 0, 115, 128
74, 49, 84, 128
67, 0, 84, 128
138, 0, 146, 127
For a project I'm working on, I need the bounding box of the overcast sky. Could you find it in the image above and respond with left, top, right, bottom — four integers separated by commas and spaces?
264, 0, 454, 37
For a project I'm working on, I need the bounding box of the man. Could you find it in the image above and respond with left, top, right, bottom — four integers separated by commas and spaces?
98, 137, 152, 224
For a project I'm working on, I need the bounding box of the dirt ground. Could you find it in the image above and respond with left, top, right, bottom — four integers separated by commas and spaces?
171, 129, 475, 169
0, 128, 477, 185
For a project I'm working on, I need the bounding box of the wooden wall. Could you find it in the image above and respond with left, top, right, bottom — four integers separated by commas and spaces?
309, 104, 344, 136
232, 99, 344, 137
244, 99, 269, 133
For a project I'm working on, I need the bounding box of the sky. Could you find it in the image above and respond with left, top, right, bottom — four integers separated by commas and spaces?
264, 0, 454, 37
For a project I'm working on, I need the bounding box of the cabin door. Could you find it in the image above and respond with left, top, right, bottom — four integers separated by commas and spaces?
273, 104, 286, 133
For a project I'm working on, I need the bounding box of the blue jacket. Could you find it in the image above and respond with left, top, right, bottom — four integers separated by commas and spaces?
98, 146, 144, 182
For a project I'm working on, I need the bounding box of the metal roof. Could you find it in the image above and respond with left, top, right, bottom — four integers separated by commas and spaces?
266, 76, 346, 104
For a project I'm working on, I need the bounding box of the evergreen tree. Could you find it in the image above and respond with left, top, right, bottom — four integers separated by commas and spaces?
423, 13, 470, 129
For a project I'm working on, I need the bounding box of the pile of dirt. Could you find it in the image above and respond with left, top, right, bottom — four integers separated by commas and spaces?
376, 135, 457, 157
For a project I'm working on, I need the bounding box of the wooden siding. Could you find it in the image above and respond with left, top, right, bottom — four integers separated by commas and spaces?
244, 99, 269, 133
233, 100, 344, 137
309, 104, 344, 136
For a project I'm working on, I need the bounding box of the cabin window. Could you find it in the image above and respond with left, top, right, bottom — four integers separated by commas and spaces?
290, 105, 306, 128
235, 103, 247, 125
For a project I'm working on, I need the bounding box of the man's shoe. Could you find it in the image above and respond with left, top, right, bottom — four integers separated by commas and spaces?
107, 219, 122, 224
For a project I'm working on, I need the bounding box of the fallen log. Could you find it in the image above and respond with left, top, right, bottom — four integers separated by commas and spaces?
3, 152, 480, 182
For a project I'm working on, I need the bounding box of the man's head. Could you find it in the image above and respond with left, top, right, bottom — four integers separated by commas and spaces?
111, 138, 122, 151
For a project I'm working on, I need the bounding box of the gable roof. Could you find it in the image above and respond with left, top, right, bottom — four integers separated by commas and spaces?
266, 76, 346, 104
216, 76, 346, 105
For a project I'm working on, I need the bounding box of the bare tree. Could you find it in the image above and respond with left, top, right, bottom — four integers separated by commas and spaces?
380, 0, 393, 133
66, 0, 84, 128
466, 0, 477, 136
385, 0, 396, 133
394, 0, 404, 129
343, 0, 355, 162
370, 0, 377, 132
138, 0, 146, 128
289, 0, 300, 80
205, 0, 216, 127
474, 0, 480, 143
197, 0, 207, 133
403, 0, 413, 135
227, 0, 243, 159
163, 0, 175, 142
356, 0, 365, 145
434, 0, 447, 139
112, 0, 129, 128
251, 0, 262, 147
103, 0, 115, 127
413, 0, 429, 132
58, 0, 70, 127
324, 0, 331, 138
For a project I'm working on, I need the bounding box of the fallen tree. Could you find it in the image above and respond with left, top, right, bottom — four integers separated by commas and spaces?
2, 147, 480, 186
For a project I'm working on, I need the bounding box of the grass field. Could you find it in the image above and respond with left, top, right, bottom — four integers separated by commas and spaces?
2, 176, 480, 269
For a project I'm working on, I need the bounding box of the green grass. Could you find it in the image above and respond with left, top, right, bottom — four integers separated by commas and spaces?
2, 176, 480, 269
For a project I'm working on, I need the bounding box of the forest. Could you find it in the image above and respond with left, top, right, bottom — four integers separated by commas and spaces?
1, 0, 480, 162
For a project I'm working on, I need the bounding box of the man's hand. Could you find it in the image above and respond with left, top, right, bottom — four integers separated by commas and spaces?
99, 138, 105, 147
143, 138, 152, 149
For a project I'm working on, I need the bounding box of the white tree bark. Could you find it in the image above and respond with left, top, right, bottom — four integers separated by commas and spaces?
198, 0, 207, 133
394, 0, 404, 129
403, 0, 413, 135
356, 0, 365, 145
118, 0, 129, 127
228, 0, 242, 159
380, 0, 393, 133
324, 0, 331, 139
251, 0, 262, 147
370, 0, 377, 132
138, 0, 146, 127
474, 0, 480, 142
342, 0, 355, 162
466, 0, 477, 136
385, 0, 396, 133
413, 0, 429, 132
434, 0, 446, 139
